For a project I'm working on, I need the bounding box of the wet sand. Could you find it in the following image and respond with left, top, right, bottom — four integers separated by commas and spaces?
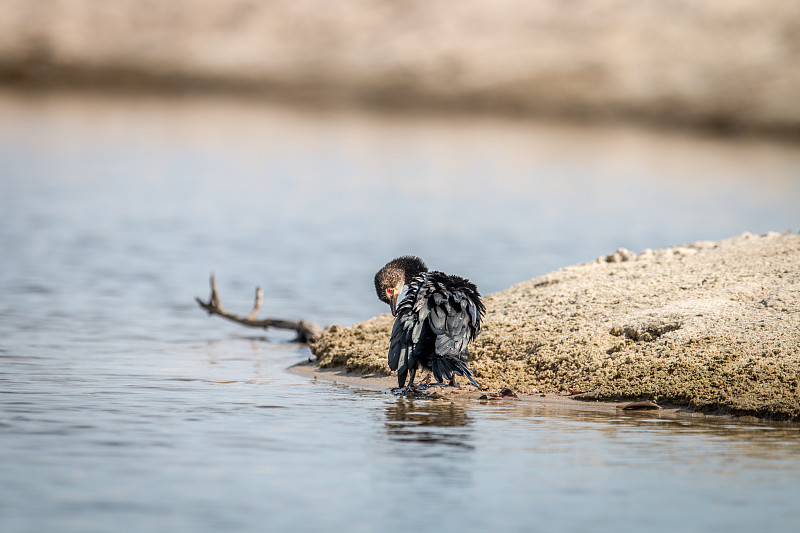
289, 361, 765, 423
310, 232, 800, 421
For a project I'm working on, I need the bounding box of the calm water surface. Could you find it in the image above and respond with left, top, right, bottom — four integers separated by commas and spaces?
1, 90, 800, 532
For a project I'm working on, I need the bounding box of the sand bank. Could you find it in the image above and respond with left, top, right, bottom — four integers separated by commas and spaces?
310, 232, 800, 421
1, 1, 799, 133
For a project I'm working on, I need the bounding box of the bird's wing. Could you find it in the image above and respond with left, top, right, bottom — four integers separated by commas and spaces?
387, 277, 427, 373
428, 296, 472, 357
423, 273, 484, 358
387, 309, 416, 372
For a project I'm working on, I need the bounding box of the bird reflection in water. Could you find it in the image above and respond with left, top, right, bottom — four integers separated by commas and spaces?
384, 398, 474, 451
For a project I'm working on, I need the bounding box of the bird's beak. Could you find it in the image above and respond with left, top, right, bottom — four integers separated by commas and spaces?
390, 292, 399, 316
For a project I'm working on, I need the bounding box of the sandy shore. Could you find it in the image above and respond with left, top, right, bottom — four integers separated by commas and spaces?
289, 360, 717, 420
310, 232, 800, 421
1, 1, 799, 133
288, 361, 776, 423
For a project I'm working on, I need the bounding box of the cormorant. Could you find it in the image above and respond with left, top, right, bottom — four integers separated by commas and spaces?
374, 256, 485, 390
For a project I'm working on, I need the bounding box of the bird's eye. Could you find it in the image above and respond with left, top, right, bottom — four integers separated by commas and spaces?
386, 288, 393, 295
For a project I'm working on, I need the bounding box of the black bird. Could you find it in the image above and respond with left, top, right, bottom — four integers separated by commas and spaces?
374, 256, 484, 390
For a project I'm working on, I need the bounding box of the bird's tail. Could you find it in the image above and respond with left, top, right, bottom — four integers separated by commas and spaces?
431, 357, 481, 389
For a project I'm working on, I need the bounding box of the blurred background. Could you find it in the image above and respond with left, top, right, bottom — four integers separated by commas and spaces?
2, 3, 800, 533
2, 0, 800, 132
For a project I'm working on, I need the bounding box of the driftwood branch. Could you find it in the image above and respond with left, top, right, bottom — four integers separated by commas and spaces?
195, 273, 323, 343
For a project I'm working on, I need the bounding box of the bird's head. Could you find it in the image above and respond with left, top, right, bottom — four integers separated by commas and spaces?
374, 256, 428, 316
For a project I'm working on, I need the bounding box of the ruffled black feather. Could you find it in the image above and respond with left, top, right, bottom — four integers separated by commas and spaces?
383, 264, 484, 388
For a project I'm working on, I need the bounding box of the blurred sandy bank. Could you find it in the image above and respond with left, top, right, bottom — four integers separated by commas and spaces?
1, 0, 798, 133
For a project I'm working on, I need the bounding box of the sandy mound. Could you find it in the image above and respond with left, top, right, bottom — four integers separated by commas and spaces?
311, 232, 800, 420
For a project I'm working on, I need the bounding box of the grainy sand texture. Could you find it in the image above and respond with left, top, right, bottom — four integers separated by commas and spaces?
311, 233, 800, 421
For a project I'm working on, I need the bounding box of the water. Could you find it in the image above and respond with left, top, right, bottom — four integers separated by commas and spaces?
1, 89, 799, 532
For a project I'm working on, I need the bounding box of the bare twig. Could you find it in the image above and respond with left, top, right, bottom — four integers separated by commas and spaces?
246, 287, 263, 320
195, 273, 323, 343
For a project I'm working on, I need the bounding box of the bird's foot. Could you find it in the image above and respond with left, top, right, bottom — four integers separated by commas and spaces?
391, 384, 447, 399
391, 384, 421, 395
